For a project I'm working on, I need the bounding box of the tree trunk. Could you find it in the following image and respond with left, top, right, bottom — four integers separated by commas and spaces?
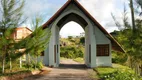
140, 65, 142, 76
130, 0, 136, 32
2, 58, 5, 74
2, 46, 6, 74
10, 58, 12, 72
20, 57, 22, 68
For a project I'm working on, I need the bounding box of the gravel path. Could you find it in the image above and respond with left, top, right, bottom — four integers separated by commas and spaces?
24, 59, 96, 80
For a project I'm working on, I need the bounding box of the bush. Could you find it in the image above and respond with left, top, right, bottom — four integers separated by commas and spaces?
24, 62, 43, 69
60, 46, 84, 58
104, 70, 141, 80
80, 37, 85, 44
68, 36, 73, 39
95, 64, 142, 80
112, 51, 127, 64
36, 62, 43, 69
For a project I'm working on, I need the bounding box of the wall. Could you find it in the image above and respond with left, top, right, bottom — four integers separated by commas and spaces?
95, 25, 112, 66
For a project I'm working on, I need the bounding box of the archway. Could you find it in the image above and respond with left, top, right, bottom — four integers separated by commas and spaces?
59, 21, 85, 67
42, 0, 124, 68
54, 13, 90, 67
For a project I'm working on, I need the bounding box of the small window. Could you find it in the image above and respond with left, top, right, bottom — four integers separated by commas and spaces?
97, 44, 109, 56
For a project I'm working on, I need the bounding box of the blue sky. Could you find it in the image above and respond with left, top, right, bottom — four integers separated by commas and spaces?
22, 0, 130, 37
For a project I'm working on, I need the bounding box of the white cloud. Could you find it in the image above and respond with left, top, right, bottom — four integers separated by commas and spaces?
60, 21, 84, 38
24, 0, 49, 17
23, 0, 61, 30
79, 0, 119, 32
79, 0, 131, 32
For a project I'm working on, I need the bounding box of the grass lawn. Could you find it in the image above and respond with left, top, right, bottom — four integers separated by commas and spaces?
94, 64, 142, 80
60, 57, 84, 64
0, 61, 43, 80
73, 57, 84, 63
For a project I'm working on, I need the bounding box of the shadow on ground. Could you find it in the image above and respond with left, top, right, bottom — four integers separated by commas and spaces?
59, 64, 87, 69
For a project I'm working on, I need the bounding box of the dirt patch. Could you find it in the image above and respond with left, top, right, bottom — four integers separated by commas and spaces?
0, 67, 51, 80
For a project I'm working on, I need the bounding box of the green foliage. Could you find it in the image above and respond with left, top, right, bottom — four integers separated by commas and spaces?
60, 46, 83, 58
80, 37, 85, 44
95, 64, 142, 80
36, 62, 43, 69
68, 36, 73, 39
0, 0, 25, 73
112, 51, 127, 64
105, 70, 141, 80
24, 62, 43, 69
112, 3, 142, 75
60, 37, 84, 59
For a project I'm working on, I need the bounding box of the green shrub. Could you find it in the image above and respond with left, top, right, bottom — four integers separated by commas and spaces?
95, 64, 142, 80
60, 46, 84, 58
80, 37, 85, 44
112, 51, 127, 64
68, 36, 73, 39
104, 70, 141, 80
24, 62, 43, 69
36, 62, 43, 69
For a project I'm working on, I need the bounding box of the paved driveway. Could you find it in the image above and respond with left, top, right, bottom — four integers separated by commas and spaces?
24, 59, 96, 80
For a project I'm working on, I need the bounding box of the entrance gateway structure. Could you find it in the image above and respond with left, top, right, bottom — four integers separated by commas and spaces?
41, 0, 125, 68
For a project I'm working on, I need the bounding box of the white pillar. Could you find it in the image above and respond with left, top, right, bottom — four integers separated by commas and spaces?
89, 24, 97, 68
48, 25, 55, 67
85, 26, 89, 67
56, 26, 60, 67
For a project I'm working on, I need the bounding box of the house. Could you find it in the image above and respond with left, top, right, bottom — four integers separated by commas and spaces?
12, 27, 32, 61
41, 0, 125, 68
11, 27, 32, 41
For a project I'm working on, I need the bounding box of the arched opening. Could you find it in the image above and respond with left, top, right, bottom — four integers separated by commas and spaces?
55, 13, 89, 68
59, 21, 85, 67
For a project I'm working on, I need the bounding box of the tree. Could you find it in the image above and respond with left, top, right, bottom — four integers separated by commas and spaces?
68, 36, 73, 39
111, 2, 142, 75
80, 37, 85, 45
27, 15, 51, 69
0, 0, 24, 73
130, 0, 136, 32
11, 15, 51, 69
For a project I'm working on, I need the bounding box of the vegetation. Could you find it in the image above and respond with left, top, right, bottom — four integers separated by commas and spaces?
95, 64, 142, 80
111, 51, 127, 64
25, 15, 51, 69
0, 0, 141, 79
73, 57, 84, 63
110, 0, 142, 77
0, 0, 25, 73
60, 36, 85, 59
0, 0, 51, 78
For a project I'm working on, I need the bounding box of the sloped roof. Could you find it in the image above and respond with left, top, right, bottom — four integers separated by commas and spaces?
42, 0, 125, 53
16, 27, 33, 32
